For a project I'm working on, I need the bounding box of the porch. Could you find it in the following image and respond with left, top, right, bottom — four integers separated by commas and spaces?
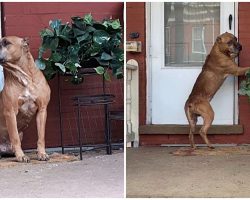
127, 146, 250, 198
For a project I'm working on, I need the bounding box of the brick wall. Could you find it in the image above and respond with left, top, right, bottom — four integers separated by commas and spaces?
126, 2, 146, 126
2, 2, 124, 149
126, 2, 250, 145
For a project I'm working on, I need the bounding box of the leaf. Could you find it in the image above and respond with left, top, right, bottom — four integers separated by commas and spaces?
240, 80, 247, 87
93, 30, 110, 45
59, 24, 71, 35
110, 20, 121, 29
104, 70, 111, 81
101, 52, 113, 60
55, 63, 66, 73
75, 63, 82, 68
50, 38, 59, 50
73, 28, 86, 37
94, 66, 105, 74
58, 35, 71, 42
42, 37, 59, 50
84, 13, 93, 25
103, 19, 121, 30
246, 70, 250, 79
110, 59, 123, 69
109, 37, 121, 49
50, 52, 62, 63
35, 59, 46, 70
93, 22, 107, 31
65, 62, 78, 74
239, 88, 246, 95
115, 71, 123, 79
38, 46, 46, 58
77, 32, 89, 43
112, 49, 124, 61
102, 21, 109, 28
68, 44, 80, 63
40, 29, 54, 38
71, 16, 86, 30
49, 19, 62, 35
89, 44, 101, 56
95, 57, 109, 66
246, 90, 250, 96
43, 64, 57, 80
86, 26, 96, 33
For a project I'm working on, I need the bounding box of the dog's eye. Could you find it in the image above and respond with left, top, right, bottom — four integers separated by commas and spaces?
227, 40, 233, 45
1, 39, 11, 47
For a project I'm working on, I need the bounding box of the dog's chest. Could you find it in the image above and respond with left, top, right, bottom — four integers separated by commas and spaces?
18, 88, 38, 116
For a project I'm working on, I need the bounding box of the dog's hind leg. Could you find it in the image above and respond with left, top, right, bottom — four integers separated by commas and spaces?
189, 115, 197, 149
196, 101, 215, 149
185, 103, 198, 149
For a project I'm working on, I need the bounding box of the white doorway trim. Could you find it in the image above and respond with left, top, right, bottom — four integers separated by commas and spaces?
146, 2, 152, 124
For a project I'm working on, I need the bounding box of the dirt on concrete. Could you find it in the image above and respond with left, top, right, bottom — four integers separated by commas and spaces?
0, 152, 78, 168
0, 150, 124, 198
127, 146, 250, 198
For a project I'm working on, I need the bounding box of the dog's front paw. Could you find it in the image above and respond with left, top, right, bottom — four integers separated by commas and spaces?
208, 146, 215, 150
37, 152, 49, 161
16, 154, 30, 163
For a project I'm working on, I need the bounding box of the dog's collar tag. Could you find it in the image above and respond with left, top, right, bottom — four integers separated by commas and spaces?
0, 65, 4, 92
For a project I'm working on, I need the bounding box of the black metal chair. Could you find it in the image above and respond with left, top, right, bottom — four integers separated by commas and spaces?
108, 110, 124, 150
58, 68, 121, 160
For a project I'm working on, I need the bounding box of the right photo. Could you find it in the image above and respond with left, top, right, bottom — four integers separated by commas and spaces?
126, 2, 250, 198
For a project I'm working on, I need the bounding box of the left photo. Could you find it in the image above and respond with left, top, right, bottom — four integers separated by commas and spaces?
0, 2, 124, 198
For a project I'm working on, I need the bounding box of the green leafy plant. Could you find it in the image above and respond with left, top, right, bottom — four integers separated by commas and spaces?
239, 70, 250, 101
35, 13, 123, 84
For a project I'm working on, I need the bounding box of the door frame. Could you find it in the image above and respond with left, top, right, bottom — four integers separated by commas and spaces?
146, 2, 239, 125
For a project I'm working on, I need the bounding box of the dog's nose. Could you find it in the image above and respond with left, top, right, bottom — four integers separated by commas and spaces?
237, 43, 242, 51
0, 57, 5, 63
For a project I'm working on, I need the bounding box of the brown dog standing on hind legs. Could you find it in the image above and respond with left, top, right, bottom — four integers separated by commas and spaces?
185, 32, 250, 150
0, 36, 50, 162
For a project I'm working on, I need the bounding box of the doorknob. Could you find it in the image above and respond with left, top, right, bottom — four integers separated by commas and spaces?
229, 14, 233, 30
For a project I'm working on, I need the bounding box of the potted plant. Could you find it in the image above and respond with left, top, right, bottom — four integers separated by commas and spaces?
239, 70, 250, 100
35, 13, 123, 84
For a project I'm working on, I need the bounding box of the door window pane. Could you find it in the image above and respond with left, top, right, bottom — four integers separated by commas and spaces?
164, 2, 220, 67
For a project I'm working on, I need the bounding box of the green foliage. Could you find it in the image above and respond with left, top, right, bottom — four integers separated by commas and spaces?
36, 14, 123, 84
239, 70, 250, 101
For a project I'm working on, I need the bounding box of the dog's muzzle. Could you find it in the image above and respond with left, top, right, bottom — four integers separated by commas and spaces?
237, 43, 242, 51
0, 58, 5, 64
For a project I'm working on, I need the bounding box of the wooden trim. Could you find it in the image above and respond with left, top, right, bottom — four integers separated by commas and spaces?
140, 124, 243, 135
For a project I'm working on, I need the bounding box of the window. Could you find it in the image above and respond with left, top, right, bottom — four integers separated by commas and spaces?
192, 26, 206, 54
164, 2, 220, 67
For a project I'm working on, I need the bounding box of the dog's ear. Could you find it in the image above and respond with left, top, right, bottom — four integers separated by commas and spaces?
22, 37, 30, 52
22, 37, 29, 47
216, 36, 222, 43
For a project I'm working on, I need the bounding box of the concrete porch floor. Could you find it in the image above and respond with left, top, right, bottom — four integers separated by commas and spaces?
126, 146, 250, 198
0, 150, 124, 198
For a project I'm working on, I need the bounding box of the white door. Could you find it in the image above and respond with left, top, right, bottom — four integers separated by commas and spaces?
150, 2, 237, 125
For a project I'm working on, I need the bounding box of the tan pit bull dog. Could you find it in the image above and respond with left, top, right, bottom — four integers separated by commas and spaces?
185, 32, 250, 149
0, 36, 50, 162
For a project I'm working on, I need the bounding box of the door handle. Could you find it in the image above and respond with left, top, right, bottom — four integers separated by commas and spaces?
229, 14, 233, 30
